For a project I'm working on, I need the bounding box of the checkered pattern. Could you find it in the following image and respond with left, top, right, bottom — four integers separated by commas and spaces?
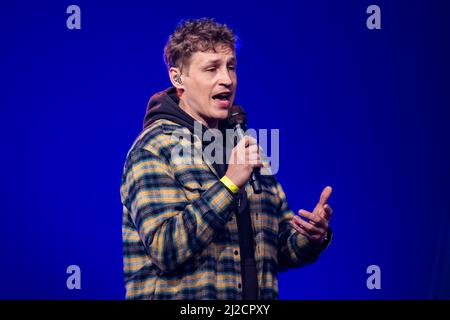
120, 119, 326, 299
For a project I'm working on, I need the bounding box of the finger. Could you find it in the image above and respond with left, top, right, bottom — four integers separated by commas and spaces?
254, 162, 264, 168
247, 152, 261, 160
235, 137, 254, 153
290, 220, 311, 239
246, 145, 261, 164
290, 218, 310, 235
318, 186, 333, 206
292, 215, 324, 235
291, 219, 327, 245
298, 209, 326, 228
242, 136, 257, 147
297, 209, 317, 222
247, 144, 259, 153
323, 204, 333, 220
248, 157, 262, 165
242, 152, 263, 167
315, 208, 329, 228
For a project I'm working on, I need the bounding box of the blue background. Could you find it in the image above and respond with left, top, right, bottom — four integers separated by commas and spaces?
1, 0, 449, 299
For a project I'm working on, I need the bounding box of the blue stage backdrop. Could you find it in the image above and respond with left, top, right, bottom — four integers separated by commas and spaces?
1, 0, 449, 299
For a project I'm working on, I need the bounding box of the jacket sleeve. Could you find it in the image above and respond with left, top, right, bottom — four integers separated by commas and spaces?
121, 147, 237, 273
275, 181, 331, 270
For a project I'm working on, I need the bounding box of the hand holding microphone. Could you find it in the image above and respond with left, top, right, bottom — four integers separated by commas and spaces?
225, 136, 264, 189
224, 105, 263, 193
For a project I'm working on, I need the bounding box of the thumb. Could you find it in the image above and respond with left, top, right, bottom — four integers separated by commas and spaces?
243, 135, 257, 147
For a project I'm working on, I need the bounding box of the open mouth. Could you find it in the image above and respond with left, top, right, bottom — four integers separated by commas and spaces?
212, 92, 232, 102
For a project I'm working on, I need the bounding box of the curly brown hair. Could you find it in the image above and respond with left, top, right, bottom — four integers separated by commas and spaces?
164, 18, 236, 72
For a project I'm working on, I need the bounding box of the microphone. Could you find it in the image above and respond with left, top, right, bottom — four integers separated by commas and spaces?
228, 105, 262, 194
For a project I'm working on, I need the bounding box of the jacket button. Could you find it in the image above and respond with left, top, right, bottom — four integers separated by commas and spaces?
234, 250, 239, 256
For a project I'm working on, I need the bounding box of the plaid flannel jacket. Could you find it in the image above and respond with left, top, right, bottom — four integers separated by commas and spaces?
120, 119, 326, 299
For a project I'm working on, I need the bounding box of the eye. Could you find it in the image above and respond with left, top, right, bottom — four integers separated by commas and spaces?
206, 67, 216, 72
228, 65, 236, 71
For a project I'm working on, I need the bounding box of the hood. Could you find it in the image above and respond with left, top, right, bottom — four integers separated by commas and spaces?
144, 87, 195, 132
143, 87, 231, 176
143, 87, 229, 134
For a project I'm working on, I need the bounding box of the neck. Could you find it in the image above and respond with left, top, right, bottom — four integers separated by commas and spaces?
179, 99, 218, 129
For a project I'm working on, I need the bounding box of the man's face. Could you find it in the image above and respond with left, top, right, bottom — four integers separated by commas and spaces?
178, 45, 237, 127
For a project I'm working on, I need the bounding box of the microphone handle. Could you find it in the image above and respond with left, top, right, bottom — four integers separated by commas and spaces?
235, 125, 262, 194
249, 167, 262, 194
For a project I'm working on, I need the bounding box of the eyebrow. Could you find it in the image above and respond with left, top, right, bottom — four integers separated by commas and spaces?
203, 57, 236, 66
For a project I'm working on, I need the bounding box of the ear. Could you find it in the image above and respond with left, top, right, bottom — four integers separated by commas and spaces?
169, 67, 184, 89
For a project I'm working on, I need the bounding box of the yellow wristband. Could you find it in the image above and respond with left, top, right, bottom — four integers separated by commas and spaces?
220, 176, 239, 194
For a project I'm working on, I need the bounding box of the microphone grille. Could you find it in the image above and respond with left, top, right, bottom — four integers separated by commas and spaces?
228, 105, 247, 126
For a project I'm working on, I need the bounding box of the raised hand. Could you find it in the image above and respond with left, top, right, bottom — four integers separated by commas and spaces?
290, 186, 333, 246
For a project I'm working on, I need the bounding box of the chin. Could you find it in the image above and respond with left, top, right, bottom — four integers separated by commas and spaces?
214, 110, 229, 120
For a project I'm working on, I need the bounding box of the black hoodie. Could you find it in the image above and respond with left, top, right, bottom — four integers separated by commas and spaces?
143, 87, 259, 299
144, 87, 229, 177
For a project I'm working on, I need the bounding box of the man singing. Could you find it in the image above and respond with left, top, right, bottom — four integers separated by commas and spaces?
120, 18, 333, 300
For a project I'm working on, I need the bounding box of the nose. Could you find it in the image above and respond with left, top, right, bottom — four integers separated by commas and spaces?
218, 69, 233, 88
